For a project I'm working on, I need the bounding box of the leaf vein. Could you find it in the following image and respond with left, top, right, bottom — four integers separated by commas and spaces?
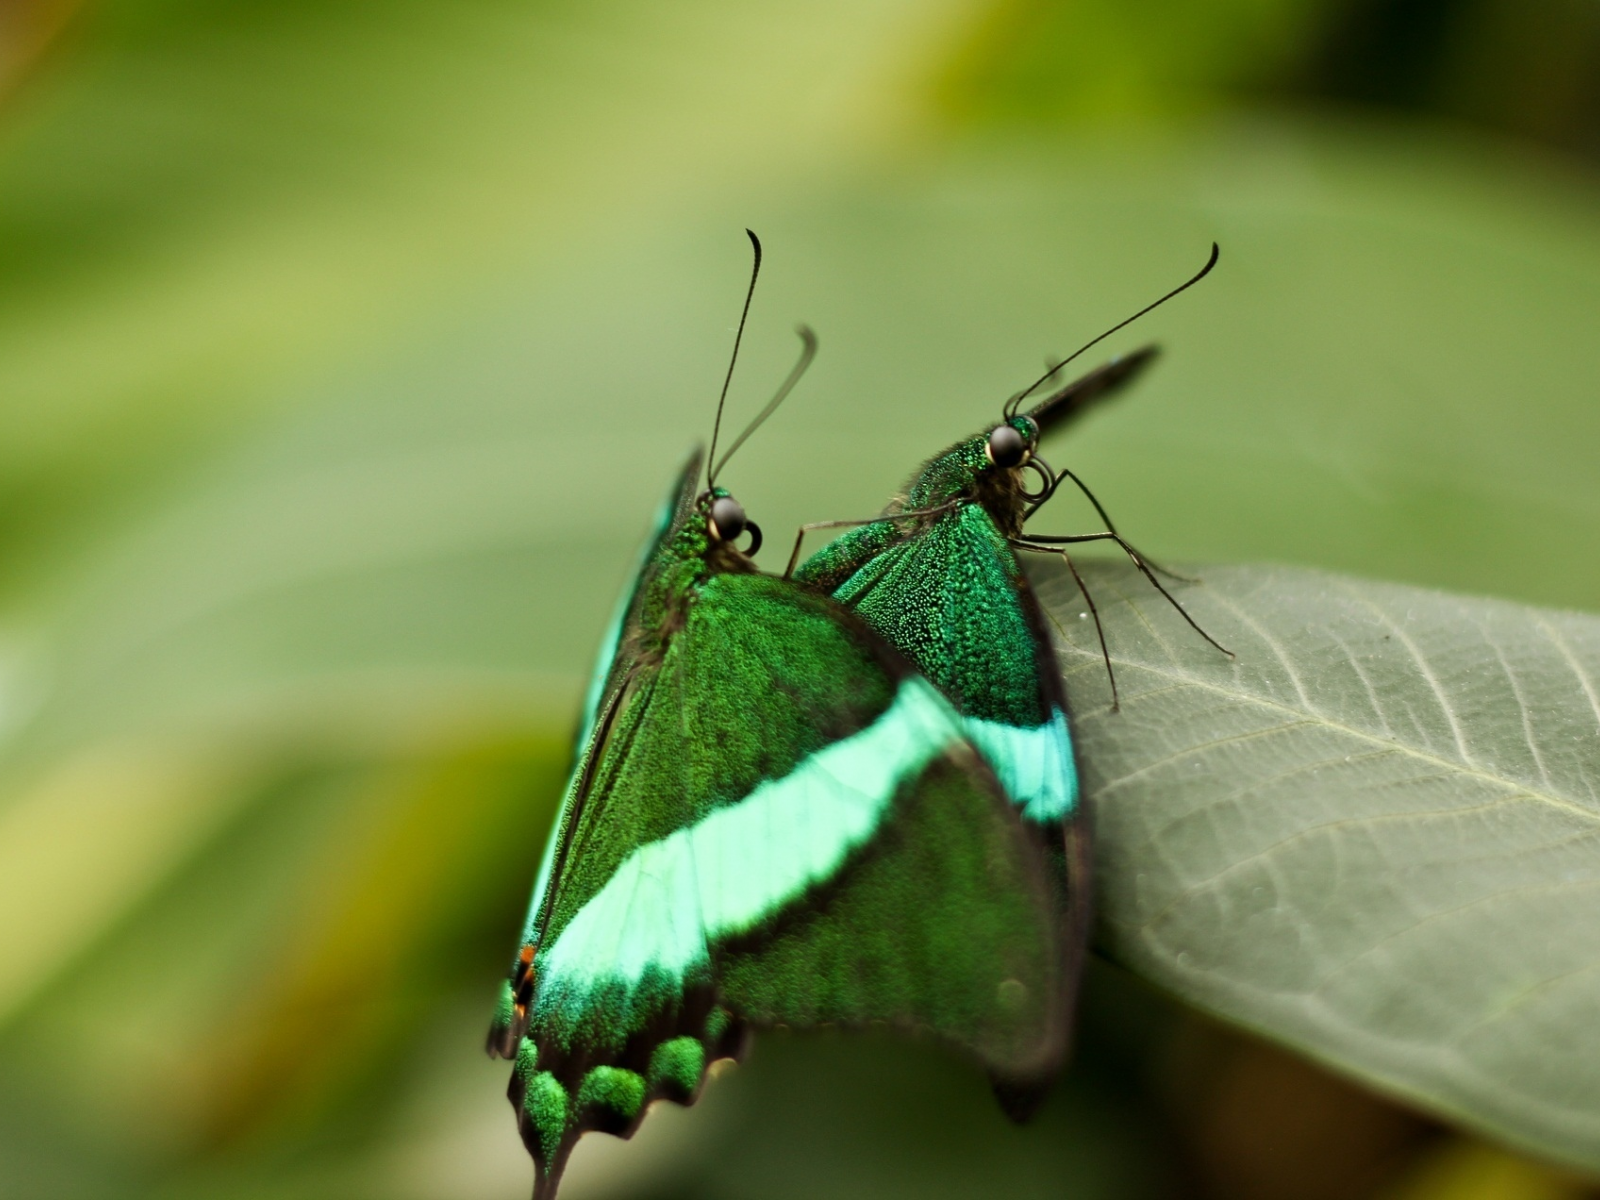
1484, 622, 1555, 794
1056, 649, 1599, 826
1205, 587, 1318, 714
1330, 578, 1476, 770
1309, 873, 1600, 998
1096, 720, 1325, 797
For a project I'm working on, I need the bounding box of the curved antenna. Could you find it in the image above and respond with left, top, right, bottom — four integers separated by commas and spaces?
1005, 242, 1219, 419
711, 325, 818, 483
706, 229, 763, 489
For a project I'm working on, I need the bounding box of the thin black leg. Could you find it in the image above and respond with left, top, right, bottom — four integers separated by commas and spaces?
1060, 551, 1119, 711
1026, 465, 1198, 584
783, 502, 957, 578
1015, 531, 1234, 659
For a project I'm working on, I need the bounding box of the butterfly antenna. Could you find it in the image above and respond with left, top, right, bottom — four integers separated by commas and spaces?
711, 325, 818, 482
1005, 243, 1219, 419
707, 229, 763, 488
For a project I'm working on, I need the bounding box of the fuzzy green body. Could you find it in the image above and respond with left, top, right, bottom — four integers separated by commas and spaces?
490, 453, 1065, 1197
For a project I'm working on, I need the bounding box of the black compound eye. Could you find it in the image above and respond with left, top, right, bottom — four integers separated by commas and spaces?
986, 423, 1030, 469
708, 495, 747, 542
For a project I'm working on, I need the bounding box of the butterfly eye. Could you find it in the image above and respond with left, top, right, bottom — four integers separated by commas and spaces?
986, 423, 1031, 469
708, 495, 747, 542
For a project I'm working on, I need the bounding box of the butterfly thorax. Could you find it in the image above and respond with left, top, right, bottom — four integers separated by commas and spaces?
631, 489, 757, 665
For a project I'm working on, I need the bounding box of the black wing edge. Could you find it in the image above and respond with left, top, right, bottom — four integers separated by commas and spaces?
1025, 344, 1160, 437
518, 996, 753, 1200
1004, 562, 1094, 1118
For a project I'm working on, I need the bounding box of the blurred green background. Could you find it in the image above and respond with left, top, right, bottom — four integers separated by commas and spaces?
1, 1, 1599, 1197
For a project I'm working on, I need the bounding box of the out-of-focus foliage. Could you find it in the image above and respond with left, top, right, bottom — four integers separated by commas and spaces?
0, 1, 77, 98
0, 1, 1596, 1199
1295, 0, 1600, 160
938, 0, 1323, 121
942, 0, 1600, 161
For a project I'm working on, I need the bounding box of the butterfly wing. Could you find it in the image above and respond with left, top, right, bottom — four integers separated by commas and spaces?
1024, 343, 1158, 434
791, 510, 905, 594
509, 567, 1065, 1196
795, 503, 1091, 1081
799, 505, 1079, 822
777, 347, 1159, 1099
568, 449, 703, 763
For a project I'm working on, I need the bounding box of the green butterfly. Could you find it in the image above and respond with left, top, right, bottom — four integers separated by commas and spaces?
488, 235, 1068, 1198
787, 245, 1232, 1044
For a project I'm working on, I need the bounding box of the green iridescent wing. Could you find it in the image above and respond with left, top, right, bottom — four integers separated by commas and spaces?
795, 504, 1090, 1047
567, 449, 702, 766
797, 502, 1079, 822
492, 467, 1064, 1197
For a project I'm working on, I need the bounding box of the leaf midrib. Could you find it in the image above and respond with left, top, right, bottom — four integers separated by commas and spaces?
1054, 611, 1600, 830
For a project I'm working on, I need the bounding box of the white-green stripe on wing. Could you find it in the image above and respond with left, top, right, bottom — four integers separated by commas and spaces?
537, 678, 957, 1012
964, 709, 1078, 824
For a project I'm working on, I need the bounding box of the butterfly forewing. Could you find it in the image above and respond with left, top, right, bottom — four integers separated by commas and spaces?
799, 503, 1080, 824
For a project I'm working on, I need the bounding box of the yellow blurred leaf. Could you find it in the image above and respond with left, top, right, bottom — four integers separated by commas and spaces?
0, 741, 235, 1023
1386, 1141, 1590, 1200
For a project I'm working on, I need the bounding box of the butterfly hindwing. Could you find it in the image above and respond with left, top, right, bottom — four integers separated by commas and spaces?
715, 738, 1065, 1080
796, 505, 1090, 1057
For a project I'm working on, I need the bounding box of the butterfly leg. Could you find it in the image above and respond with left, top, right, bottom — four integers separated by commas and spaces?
1012, 540, 1119, 708
1059, 550, 1120, 711
783, 502, 961, 578
784, 517, 887, 579
1026, 464, 1198, 584
1016, 531, 1234, 660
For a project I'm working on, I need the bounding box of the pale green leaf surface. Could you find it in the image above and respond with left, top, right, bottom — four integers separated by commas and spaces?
1039, 557, 1600, 1170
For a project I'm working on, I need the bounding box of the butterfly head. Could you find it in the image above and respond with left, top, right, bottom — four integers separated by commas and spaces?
984, 415, 1040, 471
699, 487, 764, 559
901, 417, 1047, 516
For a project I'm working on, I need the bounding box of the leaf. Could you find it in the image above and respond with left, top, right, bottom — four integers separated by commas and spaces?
1037, 557, 1600, 1171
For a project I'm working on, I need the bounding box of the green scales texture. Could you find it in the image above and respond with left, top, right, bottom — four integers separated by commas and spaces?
794, 346, 1161, 1066
826, 499, 1042, 726
488, 451, 1065, 1199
